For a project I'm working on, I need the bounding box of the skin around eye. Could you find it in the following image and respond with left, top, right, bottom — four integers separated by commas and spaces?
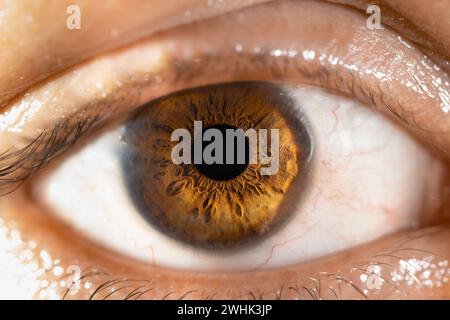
0, 0, 269, 109
33, 83, 449, 272
0, 0, 449, 300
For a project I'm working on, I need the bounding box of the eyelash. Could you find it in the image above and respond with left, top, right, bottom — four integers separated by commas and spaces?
0, 115, 101, 196
57, 268, 360, 300
0, 43, 431, 199
54, 245, 437, 300
3, 4, 448, 215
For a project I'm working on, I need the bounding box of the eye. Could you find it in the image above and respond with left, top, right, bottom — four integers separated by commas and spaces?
1, 0, 449, 299
31, 77, 447, 272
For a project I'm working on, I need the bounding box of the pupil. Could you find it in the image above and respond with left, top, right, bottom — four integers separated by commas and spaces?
192, 124, 250, 181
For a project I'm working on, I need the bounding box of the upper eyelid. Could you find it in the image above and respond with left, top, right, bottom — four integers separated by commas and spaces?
1, 1, 447, 110
327, 0, 450, 64
0, 0, 447, 109
0, 0, 271, 110
0, 0, 449, 195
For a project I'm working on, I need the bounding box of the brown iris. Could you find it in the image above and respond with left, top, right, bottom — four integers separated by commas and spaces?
121, 82, 312, 249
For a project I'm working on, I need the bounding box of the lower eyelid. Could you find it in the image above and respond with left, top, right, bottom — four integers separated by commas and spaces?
1, 192, 449, 299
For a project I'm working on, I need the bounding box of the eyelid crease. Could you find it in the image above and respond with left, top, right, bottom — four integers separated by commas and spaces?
0, 0, 273, 111
326, 0, 450, 67
0, 0, 449, 195
1, 0, 447, 110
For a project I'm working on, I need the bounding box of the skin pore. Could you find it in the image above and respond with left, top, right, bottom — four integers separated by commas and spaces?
0, 0, 449, 299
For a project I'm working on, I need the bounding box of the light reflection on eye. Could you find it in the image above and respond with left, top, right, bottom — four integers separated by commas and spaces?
0, 0, 449, 299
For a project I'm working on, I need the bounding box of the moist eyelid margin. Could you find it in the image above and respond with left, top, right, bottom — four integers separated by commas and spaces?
0, 57, 443, 197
